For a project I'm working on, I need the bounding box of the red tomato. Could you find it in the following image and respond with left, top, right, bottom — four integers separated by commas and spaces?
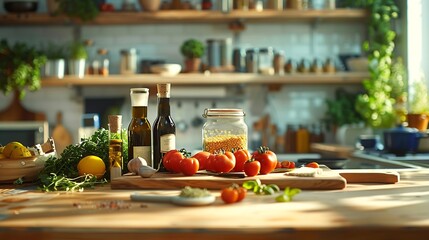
306, 162, 319, 168
162, 149, 177, 172
206, 154, 216, 172
220, 187, 238, 204
276, 161, 282, 169
236, 186, 247, 202
220, 184, 246, 204
243, 159, 261, 177
179, 157, 199, 176
232, 149, 251, 172
252, 146, 277, 175
281, 161, 295, 169
163, 149, 185, 173
192, 151, 210, 170
214, 151, 236, 173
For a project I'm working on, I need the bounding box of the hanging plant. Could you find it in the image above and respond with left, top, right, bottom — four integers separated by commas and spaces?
347, 0, 399, 128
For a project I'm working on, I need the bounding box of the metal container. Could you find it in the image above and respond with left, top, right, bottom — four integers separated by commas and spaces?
219, 38, 232, 66
207, 38, 232, 68
245, 48, 258, 73
43, 59, 65, 79
68, 59, 85, 79
120, 48, 138, 74
207, 39, 221, 68
202, 108, 248, 153
232, 48, 246, 72
266, 0, 283, 10
219, 0, 233, 13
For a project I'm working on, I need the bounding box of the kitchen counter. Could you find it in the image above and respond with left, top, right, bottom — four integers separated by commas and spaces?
1, 169, 429, 240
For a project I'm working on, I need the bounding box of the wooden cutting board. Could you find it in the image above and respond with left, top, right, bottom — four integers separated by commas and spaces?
52, 111, 72, 155
335, 170, 400, 184
111, 172, 347, 190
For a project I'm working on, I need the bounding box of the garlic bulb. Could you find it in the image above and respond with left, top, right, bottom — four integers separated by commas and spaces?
127, 157, 148, 174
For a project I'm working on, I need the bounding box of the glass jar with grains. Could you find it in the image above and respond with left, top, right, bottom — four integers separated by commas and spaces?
202, 108, 248, 154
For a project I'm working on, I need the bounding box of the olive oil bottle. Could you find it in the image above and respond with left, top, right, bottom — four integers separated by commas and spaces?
128, 88, 152, 167
108, 115, 123, 180
153, 83, 176, 171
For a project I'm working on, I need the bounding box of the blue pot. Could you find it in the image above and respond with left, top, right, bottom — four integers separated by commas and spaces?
383, 125, 423, 156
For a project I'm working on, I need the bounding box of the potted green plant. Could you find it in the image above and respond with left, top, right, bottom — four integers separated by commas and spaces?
324, 88, 370, 145
346, 0, 400, 129
54, 0, 99, 22
0, 39, 47, 99
68, 41, 88, 79
40, 42, 66, 79
180, 39, 205, 73
407, 76, 429, 131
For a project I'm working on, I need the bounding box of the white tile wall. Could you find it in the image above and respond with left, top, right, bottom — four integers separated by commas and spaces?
0, 1, 365, 150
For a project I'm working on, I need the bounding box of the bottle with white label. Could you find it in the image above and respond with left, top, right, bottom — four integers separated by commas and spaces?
128, 88, 152, 167
153, 83, 176, 172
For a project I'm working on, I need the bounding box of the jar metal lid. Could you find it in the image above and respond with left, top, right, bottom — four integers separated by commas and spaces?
203, 108, 245, 118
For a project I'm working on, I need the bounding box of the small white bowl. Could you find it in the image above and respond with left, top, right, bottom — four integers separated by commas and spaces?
150, 64, 182, 76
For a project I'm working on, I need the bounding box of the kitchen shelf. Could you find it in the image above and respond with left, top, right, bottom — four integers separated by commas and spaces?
41, 72, 368, 87
0, 9, 368, 25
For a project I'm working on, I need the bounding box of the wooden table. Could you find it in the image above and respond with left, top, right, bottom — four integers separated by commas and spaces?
1, 170, 429, 240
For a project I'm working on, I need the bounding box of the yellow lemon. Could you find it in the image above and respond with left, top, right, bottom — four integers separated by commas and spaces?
77, 155, 106, 179
3, 142, 25, 158
10, 146, 32, 159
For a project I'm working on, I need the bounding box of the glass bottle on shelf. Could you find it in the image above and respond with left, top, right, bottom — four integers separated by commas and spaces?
108, 115, 123, 180
296, 125, 310, 153
258, 47, 274, 75
153, 83, 176, 172
128, 88, 152, 167
96, 48, 110, 76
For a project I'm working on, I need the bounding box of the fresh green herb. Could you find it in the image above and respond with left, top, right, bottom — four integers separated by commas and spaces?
242, 179, 280, 195
56, 0, 99, 22
39, 173, 107, 192
275, 187, 301, 202
13, 178, 23, 185
325, 88, 363, 127
39, 128, 128, 192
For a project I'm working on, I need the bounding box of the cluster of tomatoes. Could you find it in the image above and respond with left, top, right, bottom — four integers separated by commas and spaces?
162, 146, 278, 177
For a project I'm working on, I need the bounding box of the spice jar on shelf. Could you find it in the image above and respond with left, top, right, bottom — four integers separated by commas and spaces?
202, 108, 248, 153
258, 47, 274, 75
96, 48, 110, 76
284, 59, 296, 73
245, 48, 259, 73
273, 50, 285, 75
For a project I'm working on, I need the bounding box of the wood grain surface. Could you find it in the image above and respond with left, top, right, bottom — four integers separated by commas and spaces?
1, 170, 429, 240
111, 171, 347, 190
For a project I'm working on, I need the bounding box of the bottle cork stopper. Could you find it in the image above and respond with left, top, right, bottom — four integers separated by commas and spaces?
157, 83, 171, 98
108, 115, 122, 132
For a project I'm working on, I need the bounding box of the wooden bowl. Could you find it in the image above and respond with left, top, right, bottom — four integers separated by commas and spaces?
0, 152, 55, 183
